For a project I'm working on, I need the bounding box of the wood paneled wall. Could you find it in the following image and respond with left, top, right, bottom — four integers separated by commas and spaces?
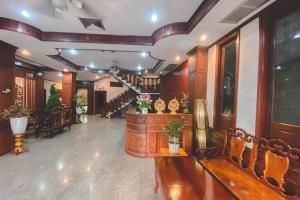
0, 40, 17, 155
160, 47, 208, 113
160, 61, 189, 111
188, 46, 208, 111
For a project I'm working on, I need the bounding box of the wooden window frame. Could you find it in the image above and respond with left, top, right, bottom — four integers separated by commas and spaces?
213, 32, 240, 131
255, 0, 300, 140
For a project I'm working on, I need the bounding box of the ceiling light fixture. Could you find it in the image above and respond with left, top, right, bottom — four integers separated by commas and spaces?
137, 65, 142, 71
84, 67, 89, 71
57, 72, 63, 77
63, 68, 68, 72
69, 49, 78, 55
151, 13, 158, 23
15, 61, 23, 66
294, 33, 300, 39
96, 75, 99, 79
89, 63, 95, 68
276, 65, 282, 70
36, 72, 44, 76
21, 50, 30, 56
140, 52, 147, 58
175, 56, 181, 61
98, 70, 103, 74
21, 10, 30, 18
200, 34, 207, 41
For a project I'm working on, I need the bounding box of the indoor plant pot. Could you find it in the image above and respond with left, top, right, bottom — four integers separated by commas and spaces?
161, 116, 185, 154
10, 117, 28, 135
168, 137, 180, 154
76, 106, 83, 115
141, 108, 148, 114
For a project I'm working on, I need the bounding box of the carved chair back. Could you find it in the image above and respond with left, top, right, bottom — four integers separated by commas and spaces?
223, 128, 300, 198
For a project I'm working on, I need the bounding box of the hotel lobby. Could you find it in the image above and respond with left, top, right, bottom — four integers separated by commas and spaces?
0, 0, 299, 199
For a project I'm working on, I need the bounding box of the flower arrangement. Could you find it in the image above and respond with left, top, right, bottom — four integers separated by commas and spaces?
73, 94, 85, 108
137, 94, 152, 113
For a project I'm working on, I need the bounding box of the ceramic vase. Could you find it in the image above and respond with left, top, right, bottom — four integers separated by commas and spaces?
10, 117, 28, 135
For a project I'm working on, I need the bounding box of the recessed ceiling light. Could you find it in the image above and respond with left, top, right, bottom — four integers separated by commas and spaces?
89, 63, 95, 68
159, 72, 162, 74
200, 34, 207, 41
294, 33, 300, 39
21, 10, 30, 18
36, 72, 44, 76
96, 75, 99, 79
21, 50, 30, 56
151, 14, 158, 23
175, 56, 181, 61
57, 72, 63, 77
137, 65, 142, 70
15, 61, 23, 66
276, 65, 282, 70
63, 68, 68, 72
98, 70, 104, 73
140, 52, 147, 58
84, 67, 89, 71
58, 49, 62, 52
69, 49, 78, 55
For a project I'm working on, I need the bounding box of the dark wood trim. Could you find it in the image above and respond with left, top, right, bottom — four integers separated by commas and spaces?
49, 48, 164, 73
0, 0, 218, 46
255, 0, 300, 140
213, 32, 240, 131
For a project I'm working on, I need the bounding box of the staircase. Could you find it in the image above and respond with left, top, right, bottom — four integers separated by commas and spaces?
112, 71, 160, 94
104, 89, 136, 118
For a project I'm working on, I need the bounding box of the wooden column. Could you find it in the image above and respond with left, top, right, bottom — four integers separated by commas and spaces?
35, 76, 44, 115
62, 72, 76, 121
187, 46, 208, 111
0, 40, 17, 155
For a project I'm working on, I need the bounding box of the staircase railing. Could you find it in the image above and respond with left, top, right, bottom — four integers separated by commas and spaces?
103, 89, 136, 117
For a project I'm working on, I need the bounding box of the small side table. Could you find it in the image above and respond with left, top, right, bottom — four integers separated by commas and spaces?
14, 133, 28, 155
159, 148, 188, 157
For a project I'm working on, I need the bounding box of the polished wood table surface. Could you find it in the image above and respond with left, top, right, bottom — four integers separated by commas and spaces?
125, 112, 193, 157
155, 156, 234, 200
159, 148, 187, 157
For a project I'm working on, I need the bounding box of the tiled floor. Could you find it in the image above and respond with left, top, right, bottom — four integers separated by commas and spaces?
0, 116, 161, 200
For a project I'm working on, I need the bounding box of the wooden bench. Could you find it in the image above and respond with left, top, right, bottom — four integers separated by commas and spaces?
155, 128, 300, 200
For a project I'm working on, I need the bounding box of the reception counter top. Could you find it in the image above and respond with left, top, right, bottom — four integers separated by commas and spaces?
125, 112, 193, 157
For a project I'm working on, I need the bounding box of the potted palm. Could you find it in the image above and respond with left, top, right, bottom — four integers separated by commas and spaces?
137, 94, 152, 114
73, 94, 85, 115
161, 116, 185, 154
2, 105, 30, 135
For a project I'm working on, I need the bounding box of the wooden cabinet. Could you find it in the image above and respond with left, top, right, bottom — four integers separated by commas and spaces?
125, 113, 193, 157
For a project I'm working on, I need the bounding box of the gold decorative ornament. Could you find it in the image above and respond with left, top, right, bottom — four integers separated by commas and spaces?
154, 98, 166, 114
168, 98, 180, 114
180, 92, 189, 114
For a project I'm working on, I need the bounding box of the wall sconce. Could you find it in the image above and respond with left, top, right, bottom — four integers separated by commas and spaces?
1, 88, 11, 94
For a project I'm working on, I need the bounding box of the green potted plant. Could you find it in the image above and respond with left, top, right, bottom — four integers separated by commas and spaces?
137, 94, 152, 114
73, 94, 85, 115
161, 116, 185, 154
2, 105, 30, 135
45, 84, 61, 112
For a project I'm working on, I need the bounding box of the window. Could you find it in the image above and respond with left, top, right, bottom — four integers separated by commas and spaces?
214, 33, 239, 131
272, 10, 300, 126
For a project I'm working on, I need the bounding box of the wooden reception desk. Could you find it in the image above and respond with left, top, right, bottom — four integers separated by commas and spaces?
125, 112, 193, 157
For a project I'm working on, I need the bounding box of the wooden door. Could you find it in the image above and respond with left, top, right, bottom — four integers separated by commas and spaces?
95, 91, 107, 115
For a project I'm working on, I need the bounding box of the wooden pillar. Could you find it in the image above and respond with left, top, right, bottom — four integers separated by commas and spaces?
0, 40, 17, 155
62, 72, 76, 121
187, 46, 208, 112
35, 76, 44, 115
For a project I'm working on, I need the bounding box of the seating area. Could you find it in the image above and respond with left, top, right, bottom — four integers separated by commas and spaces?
0, 0, 299, 199
155, 128, 300, 200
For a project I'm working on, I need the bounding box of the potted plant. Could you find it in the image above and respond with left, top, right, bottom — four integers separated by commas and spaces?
45, 84, 61, 113
73, 94, 85, 115
2, 105, 30, 135
161, 116, 185, 154
137, 94, 152, 114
